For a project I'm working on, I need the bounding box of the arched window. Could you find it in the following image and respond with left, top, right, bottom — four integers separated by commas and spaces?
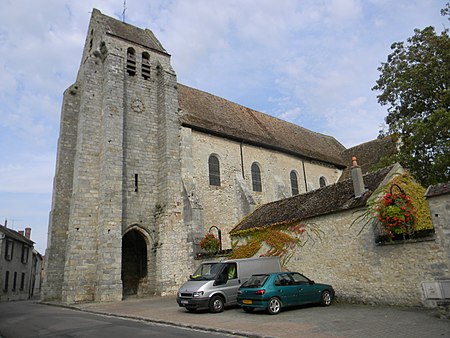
319, 176, 327, 188
290, 171, 299, 196
208, 155, 221, 186
141, 52, 150, 80
126, 47, 136, 76
251, 162, 262, 192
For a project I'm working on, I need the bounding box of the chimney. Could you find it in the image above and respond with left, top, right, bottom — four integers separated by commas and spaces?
19, 230, 24, 236
351, 156, 366, 198
4, 219, 7, 228
25, 227, 31, 239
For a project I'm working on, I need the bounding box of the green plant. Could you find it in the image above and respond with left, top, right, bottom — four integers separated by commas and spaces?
200, 233, 220, 254
229, 222, 321, 268
376, 188, 416, 238
351, 172, 433, 242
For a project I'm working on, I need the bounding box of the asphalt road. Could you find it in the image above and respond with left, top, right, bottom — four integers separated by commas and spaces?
0, 301, 238, 338
1, 297, 450, 338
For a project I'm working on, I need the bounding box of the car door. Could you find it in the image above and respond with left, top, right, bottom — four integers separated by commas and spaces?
290, 272, 318, 304
220, 263, 240, 304
274, 273, 298, 306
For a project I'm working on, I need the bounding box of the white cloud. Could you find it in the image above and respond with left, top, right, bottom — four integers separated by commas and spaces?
0, 0, 446, 252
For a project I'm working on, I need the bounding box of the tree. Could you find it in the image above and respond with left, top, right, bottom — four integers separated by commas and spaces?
372, 4, 450, 186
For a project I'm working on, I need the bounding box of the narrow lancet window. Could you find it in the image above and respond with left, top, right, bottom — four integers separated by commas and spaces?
142, 52, 150, 80
290, 171, 299, 196
251, 162, 262, 192
208, 155, 221, 186
126, 47, 136, 76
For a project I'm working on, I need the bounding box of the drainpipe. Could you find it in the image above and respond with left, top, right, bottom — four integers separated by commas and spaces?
240, 142, 245, 179
302, 160, 308, 192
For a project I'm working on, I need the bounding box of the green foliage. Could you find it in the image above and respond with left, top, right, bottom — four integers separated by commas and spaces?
372, 6, 450, 186
351, 173, 433, 242
376, 188, 416, 238
229, 223, 322, 268
199, 233, 220, 254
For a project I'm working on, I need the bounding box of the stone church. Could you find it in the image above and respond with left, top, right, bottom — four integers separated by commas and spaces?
42, 9, 381, 303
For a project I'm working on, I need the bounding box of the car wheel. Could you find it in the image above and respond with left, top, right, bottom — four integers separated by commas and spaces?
267, 297, 282, 315
243, 306, 254, 313
209, 295, 224, 313
320, 290, 332, 306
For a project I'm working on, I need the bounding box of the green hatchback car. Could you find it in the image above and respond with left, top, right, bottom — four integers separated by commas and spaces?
237, 272, 334, 314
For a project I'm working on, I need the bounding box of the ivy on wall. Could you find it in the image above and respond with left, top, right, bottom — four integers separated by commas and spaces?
229, 222, 321, 267
353, 172, 433, 242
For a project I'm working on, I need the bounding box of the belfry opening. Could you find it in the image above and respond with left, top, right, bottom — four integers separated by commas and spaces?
122, 229, 148, 297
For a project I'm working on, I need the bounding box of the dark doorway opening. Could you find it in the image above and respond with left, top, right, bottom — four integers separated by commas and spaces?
122, 229, 147, 297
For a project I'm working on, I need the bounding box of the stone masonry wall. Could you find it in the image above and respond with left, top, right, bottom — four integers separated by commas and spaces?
42, 84, 79, 301
285, 207, 450, 307
183, 130, 342, 249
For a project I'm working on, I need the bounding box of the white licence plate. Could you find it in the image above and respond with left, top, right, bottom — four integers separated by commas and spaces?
181, 300, 189, 304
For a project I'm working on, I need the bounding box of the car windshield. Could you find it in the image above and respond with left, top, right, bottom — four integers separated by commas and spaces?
242, 274, 269, 288
190, 263, 223, 281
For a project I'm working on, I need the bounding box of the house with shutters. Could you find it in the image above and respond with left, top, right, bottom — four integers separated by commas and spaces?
0, 224, 43, 302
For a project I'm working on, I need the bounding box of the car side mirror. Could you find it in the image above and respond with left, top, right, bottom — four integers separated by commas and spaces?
309, 280, 315, 285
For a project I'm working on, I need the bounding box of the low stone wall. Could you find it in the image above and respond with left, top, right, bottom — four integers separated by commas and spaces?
284, 202, 450, 308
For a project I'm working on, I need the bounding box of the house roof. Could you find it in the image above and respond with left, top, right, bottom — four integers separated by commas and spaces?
93, 9, 168, 54
425, 182, 450, 198
178, 84, 346, 168
0, 224, 34, 245
339, 136, 397, 181
230, 165, 395, 234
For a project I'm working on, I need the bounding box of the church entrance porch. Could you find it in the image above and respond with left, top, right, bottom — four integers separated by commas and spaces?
122, 229, 148, 298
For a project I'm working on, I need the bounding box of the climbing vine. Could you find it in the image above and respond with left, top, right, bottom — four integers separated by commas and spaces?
352, 172, 433, 242
229, 222, 321, 267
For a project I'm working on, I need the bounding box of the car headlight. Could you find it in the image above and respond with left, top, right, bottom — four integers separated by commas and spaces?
193, 291, 204, 297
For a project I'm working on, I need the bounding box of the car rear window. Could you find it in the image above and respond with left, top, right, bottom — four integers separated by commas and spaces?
242, 274, 269, 288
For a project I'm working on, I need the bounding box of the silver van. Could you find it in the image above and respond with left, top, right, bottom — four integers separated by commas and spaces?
176, 257, 281, 313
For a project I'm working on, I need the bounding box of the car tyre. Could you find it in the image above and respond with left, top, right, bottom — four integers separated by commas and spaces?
267, 297, 282, 315
320, 290, 332, 306
243, 306, 254, 313
209, 295, 224, 313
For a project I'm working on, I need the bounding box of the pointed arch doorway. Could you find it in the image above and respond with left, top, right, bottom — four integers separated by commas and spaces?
122, 229, 148, 297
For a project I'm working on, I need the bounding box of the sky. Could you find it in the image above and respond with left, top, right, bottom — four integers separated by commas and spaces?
0, 0, 447, 254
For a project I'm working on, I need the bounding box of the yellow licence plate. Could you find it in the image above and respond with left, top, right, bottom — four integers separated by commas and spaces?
243, 299, 252, 305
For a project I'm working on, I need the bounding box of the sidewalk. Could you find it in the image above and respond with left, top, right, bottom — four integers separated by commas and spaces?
65, 296, 450, 338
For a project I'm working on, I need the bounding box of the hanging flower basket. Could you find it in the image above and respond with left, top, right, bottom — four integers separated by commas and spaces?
199, 233, 220, 254
376, 184, 416, 240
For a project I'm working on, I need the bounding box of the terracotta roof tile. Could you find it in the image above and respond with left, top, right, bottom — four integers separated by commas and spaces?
425, 182, 450, 197
0, 224, 34, 245
93, 9, 167, 54
230, 165, 394, 233
339, 136, 397, 181
178, 84, 346, 167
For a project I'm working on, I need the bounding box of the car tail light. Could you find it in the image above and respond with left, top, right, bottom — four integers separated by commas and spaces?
255, 289, 265, 295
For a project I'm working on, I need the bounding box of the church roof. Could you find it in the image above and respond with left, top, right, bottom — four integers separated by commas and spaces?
230, 165, 395, 234
92, 9, 168, 54
178, 84, 346, 168
339, 136, 397, 181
